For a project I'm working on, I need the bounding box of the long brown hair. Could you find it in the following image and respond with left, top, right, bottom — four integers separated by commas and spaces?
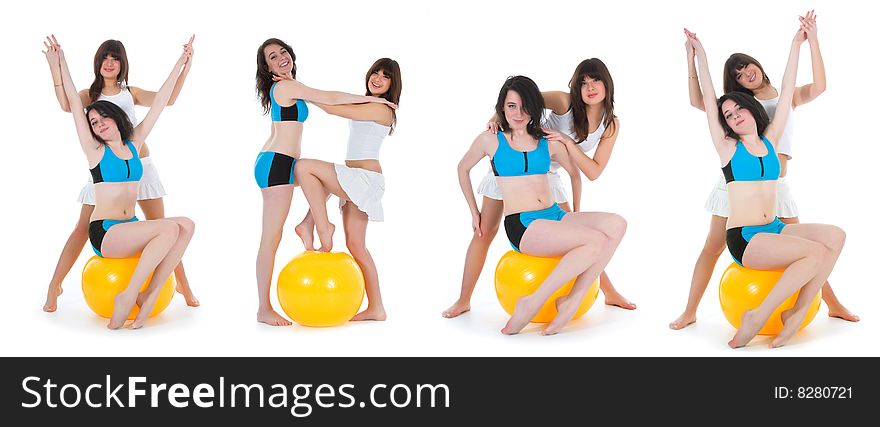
255, 38, 296, 115
495, 76, 545, 140
723, 53, 771, 96
569, 58, 616, 142
89, 40, 129, 103
365, 58, 402, 134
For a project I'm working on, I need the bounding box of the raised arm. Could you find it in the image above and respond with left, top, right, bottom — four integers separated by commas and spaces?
542, 91, 571, 115
274, 78, 397, 109
687, 29, 731, 157
548, 140, 581, 212
314, 102, 393, 126
685, 29, 706, 111
131, 37, 192, 144
47, 38, 99, 158
764, 21, 806, 144
458, 132, 493, 237
131, 35, 195, 107
43, 35, 90, 112
792, 10, 824, 107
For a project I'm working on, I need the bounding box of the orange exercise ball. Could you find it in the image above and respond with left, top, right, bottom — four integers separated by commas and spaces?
719, 263, 821, 335
277, 251, 365, 327
81, 256, 176, 320
495, 250, 599, 323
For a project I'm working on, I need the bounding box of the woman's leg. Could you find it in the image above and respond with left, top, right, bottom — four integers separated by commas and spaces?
442, 197, 504, 318
127, 217, 196, 329
139, 198, 199, 307
501, 215, 613, 335
294, 160, 351, 252
779, 216, 858, 321
540, 212, 627, 335
98, 219, 182, 329
767, 223, 846, 347
670, 215, 728, 330
256, 185, 295, 326
727, 224, 843, 348
340, 202, 385, 321
44, 204, 94, 312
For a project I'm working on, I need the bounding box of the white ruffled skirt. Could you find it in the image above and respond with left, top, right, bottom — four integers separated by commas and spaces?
335, 164, 385, 221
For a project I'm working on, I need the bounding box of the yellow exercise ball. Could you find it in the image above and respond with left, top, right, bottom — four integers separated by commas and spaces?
719, 263, 821, 335
277, 251, 365, 327
81, 256, 176, 320
495, 250, 600, 323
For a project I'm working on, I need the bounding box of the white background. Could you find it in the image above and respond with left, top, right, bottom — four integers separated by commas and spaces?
1, 0, 876, 356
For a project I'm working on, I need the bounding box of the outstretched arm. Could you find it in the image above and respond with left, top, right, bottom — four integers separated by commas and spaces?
685, 29, 706, 111
458, 133, 493, 237
273, 76, 397, 109
47, 37, 98, 158
314, 102, 393, 126
792, 10, 825, 107
43, 35, 90, 112
687, 29, 731, 157
765, 20, 807, 144
131, 36, 195, 107
131, 36, 193, 145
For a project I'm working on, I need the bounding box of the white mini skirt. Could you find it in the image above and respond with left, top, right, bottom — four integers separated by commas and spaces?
335, 164, 385, 221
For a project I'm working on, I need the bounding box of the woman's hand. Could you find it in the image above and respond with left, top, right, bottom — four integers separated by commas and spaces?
471, 211, 483, 237
684, 29, 696, 58
542, 128, 576, 146
486, 120, 503, 134
177, 34, 194, 66
684, 28, 704, 57
42, 34, 61, 67
799, 10, 818, 44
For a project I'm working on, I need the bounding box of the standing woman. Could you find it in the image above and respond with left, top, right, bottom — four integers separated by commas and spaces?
46, 36, 196, 329
458, 76, 627, 335
443, 59, 635, 319
687, 15, 846, 348
291, 58, 401, 321
43, 38, 198, 312
253, 39, 397, 326
670, 11, 857, 330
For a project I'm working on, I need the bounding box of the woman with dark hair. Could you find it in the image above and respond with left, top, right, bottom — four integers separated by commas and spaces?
43, 36, 195, 329
443, 59, 635, 319
43, 37, 197, 313
253, 39, 397, 326
670, 10, 857, 331
290, 58, 401, 321
686, 13, 846, 348
457, 76, 627, 335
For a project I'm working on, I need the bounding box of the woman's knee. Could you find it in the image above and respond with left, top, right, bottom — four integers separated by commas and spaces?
825, 225, 846, 253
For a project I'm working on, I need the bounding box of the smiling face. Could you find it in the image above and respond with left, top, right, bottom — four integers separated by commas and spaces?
721, 99, 755, 136
263, 43, 294, 76
367, 69, 392, 96
580, 76, 606, 106
99, 54, 121, 80
502, 90, 530, 131
88, 109, 119, 141
734, 63, 764, 91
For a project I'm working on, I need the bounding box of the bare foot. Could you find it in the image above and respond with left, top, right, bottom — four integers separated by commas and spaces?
131, 288, 164, 329
295, 220, 316, 251
603, 290, 637, 310
542, 295, 580, 336
669, 311, 697, 330
175, 281, 200, 307
827, 304, 860, 322
352, 307, 387, 321
43, 285, 63, 313
257, 309, 292, 326
770, 308, 807, 348
728, 310, 763, 348
316, 223, 336, 252
501, 296, 540, 335
108, 291, 138, 330
442, 300, 471, 318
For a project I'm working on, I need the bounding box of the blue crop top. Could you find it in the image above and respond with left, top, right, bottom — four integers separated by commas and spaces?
722, 135, 780, 184
270, 82, 309, 122
90, 140, 143, 184
491, 132, 550, 177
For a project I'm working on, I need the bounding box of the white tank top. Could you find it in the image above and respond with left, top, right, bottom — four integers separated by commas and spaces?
541, 108, 607, 172
345, 120, 390, 160
98, 86, 138, 125
757, 95, 793, 158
